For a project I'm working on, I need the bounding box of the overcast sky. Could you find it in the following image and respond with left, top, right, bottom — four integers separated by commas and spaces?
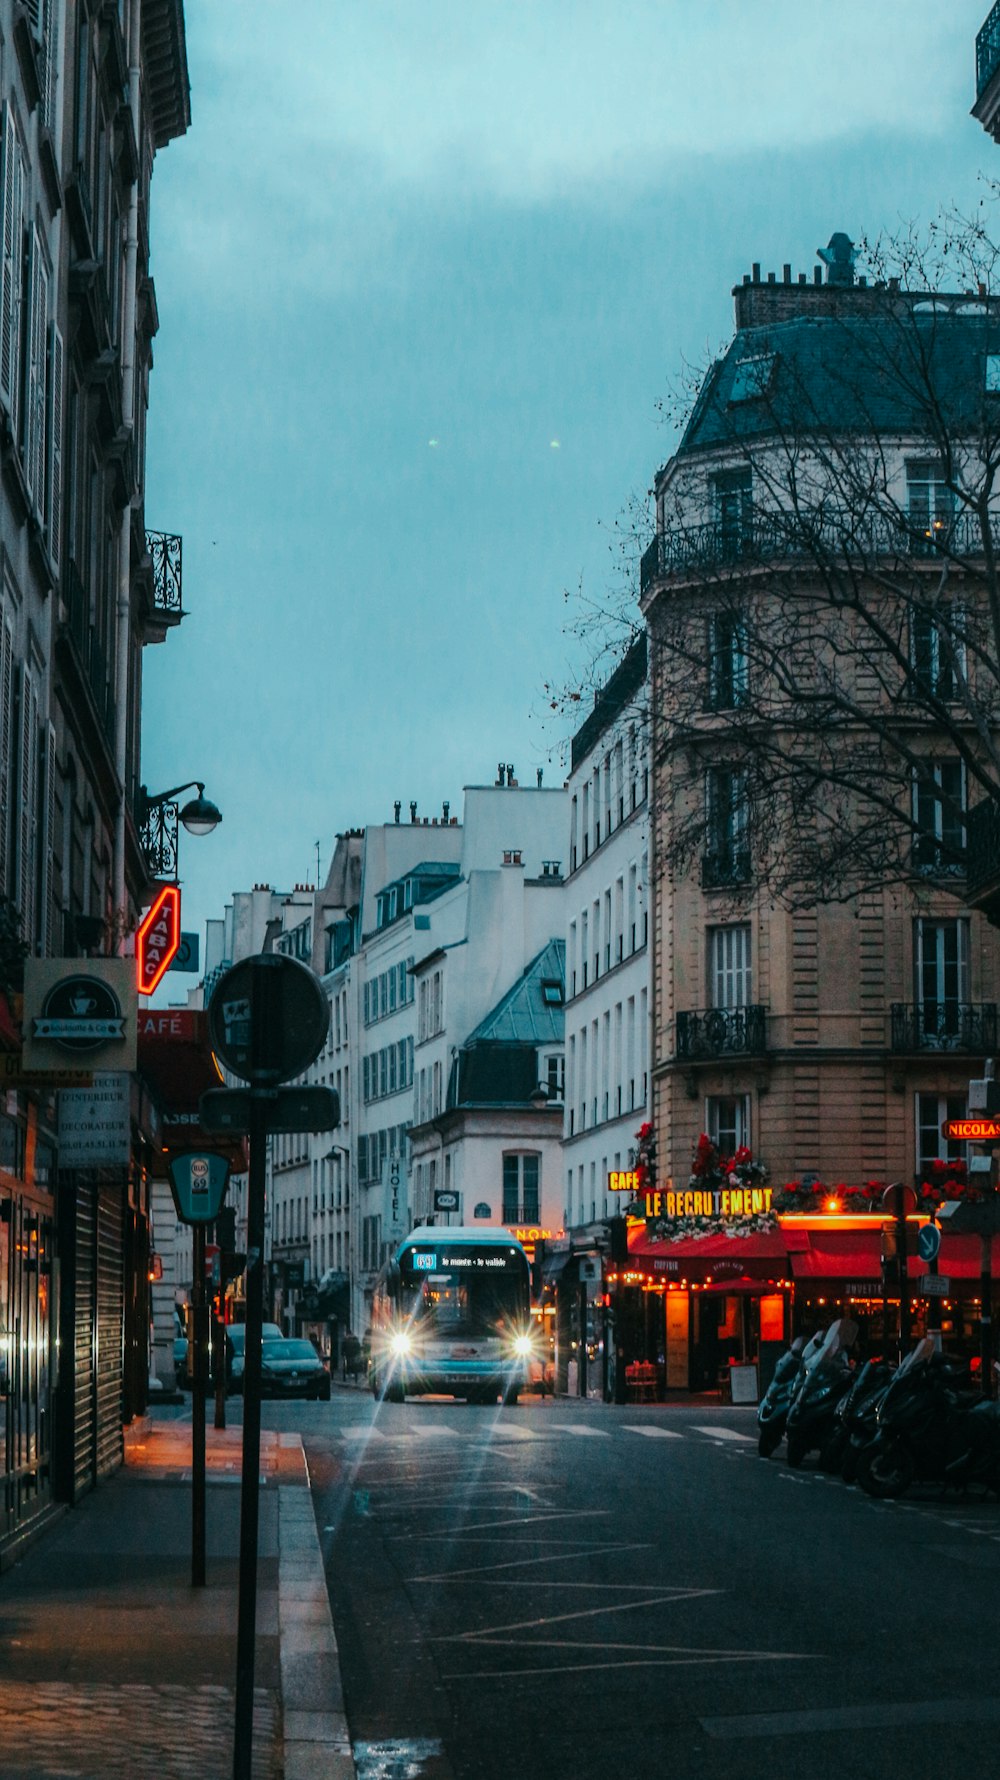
141, 0, 996, 984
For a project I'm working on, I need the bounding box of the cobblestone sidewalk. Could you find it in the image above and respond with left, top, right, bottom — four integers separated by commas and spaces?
0, 1680, 278, 1780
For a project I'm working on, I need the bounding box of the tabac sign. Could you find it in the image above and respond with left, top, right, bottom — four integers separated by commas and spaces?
23, 959, 137, 1075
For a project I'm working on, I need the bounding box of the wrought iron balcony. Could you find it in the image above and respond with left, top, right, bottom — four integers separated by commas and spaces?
640, 508, 999, 597
890, 1002, 998, 1054
145, 530, 183, 627
977, 0, 1000, 98
701, 847, 752, 890
676, 1005, 767, 1062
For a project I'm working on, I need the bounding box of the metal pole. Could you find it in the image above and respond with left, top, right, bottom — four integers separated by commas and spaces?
191, 1224, 206, 1588
896, 1194, 910, 1363
981, 1234, 992, 1399
213, 1309, 227, 1430
232, 1095, 268, 1780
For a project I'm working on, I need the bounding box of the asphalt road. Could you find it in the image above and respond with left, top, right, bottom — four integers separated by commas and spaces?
251, 1388, 1000, 1780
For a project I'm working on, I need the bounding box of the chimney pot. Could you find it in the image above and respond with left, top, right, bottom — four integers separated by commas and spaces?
410, 801, 418, 823
783, 264, 791, 283
813, 267, 822, 285
393, 800, 401, 824
752, 262, 760, 282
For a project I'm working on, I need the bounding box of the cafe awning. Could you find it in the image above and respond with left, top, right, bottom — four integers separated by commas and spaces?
789, 1229, 882, 1281
626, 1225, 789, 1285
137, 1008, 243, 1169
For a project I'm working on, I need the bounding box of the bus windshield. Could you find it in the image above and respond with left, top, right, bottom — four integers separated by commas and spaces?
399, 1243, 529, 1339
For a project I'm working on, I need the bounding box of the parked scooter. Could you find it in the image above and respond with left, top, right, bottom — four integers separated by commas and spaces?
784, 1317, 859, 1469
757, 1338, 806, 1458
856, 1337, 983, 1499
832, 1356, 895, 1481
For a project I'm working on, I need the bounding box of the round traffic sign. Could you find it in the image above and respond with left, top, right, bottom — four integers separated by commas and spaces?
207, 954, 329, 1087
917, 1222, 942, 1263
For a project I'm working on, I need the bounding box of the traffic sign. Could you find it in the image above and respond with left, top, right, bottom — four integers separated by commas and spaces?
943, 1118, 1000, 1141
136, 885, 182, 994
199, 1084, 340, 1135
204, 1243, 220, 1281
169, 932, 200, 974
881, 1183, 917, 1216
917, 1222, 941, 1263
207, 954, 329, 1086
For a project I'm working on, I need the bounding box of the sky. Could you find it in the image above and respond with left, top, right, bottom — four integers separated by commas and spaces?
140, 0, 998, 985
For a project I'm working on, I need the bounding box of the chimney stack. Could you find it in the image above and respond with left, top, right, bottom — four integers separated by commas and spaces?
393, 801, 401, 824
409, 801, 417, 823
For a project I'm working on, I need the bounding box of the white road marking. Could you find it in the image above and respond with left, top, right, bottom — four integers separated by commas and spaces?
484, 1423, 539, 1440
436, 1589, 721, 1641
548, 1423, 609, 1437
690, 1425, 756, 1443
622, 1424, 683, 1439
444, 1651, 820, 1680
409, 1540, 652, 1581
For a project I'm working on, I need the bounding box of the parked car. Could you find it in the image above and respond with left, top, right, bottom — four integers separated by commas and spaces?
226, 1322, 284, 1394
259, 1337, 332, 1400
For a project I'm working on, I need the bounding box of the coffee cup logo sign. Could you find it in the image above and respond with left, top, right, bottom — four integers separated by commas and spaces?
33, 976, 127, 1052
23, 959, 137, 1074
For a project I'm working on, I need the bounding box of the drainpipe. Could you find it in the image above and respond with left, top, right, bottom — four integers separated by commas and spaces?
112, 0, 142, 945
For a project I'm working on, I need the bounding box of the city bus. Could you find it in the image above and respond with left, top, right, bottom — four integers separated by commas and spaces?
369, 1226, 534, 1404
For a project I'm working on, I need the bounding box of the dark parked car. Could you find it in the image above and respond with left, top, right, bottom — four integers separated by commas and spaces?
260, 1338, 331, 1400
226, 1322, 284, 1394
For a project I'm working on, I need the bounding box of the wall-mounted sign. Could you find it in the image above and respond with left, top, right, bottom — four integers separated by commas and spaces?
609, 1169, 640, 1193
58, 1072, 131, 1167
383, 1152, 409, 1243
136, 885, 182, 994
943, 1118, 1000, 1141
24, 959, 137, 1074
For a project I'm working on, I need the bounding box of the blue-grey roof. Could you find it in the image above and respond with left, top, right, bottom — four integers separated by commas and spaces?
679, 312, 1000, 458
464, 939, 565, 1045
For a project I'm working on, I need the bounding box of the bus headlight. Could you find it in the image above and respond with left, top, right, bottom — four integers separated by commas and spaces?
512, 1333, 534, 1358
390, 1330, 413, 1357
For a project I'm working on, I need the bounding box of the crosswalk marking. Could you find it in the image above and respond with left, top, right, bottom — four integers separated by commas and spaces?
622, 1425, 683, 1439
690, 1425, 756, 1443
547, 1424, 608, 1438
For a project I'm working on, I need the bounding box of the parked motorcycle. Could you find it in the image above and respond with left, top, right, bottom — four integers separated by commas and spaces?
757, 1338, 806, 1458
784, 1317, 859, 1469
856, 1337, 983, 1499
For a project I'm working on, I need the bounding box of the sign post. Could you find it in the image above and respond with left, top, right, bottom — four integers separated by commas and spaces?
203, 955, 336, 1780
167, 1151, 231, 1588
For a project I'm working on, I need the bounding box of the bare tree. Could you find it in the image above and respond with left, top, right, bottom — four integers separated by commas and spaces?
556, 214, 1000, 913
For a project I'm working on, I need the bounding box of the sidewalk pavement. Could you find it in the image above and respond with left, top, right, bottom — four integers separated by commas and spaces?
0, 1419, 356, 1780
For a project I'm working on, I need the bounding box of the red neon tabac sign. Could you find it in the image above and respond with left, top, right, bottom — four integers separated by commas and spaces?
136, 885, 182, 994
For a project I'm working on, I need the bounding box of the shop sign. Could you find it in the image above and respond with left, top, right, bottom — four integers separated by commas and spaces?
23, 960, 137, 1074
609, 1169, 641, 1193
943, 1118, 1000, 1141
1, 1050, 92, 1088
58, 1072, 131, 1167
645, 1186, 774, 1220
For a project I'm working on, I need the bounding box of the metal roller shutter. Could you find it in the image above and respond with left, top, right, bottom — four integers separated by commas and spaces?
71, 1180, 95, 1501
94, 1181, 123, 1479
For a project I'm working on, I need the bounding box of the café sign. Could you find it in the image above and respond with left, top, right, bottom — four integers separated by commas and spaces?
23, 959, 137, 1074
609, 1169, 641, 1194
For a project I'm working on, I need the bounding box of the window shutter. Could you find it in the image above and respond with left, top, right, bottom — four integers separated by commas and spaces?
17, 662, 40, 947
0, 108, 22, 429
42, 0, 59, 136
23, 226, 48, 516
46, 321, 63, 570
40, 721, 56, 955
0, 606, 13, 893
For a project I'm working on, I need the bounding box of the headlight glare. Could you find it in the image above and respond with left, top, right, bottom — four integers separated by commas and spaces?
513, 1333, 533, 1358
390, 1330, 412, 1357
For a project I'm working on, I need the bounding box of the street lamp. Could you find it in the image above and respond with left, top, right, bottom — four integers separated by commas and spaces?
138, 780, 222, 879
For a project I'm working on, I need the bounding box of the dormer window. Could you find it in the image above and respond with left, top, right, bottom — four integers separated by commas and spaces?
540, 980, 563, 1006
729, 353, 775, 404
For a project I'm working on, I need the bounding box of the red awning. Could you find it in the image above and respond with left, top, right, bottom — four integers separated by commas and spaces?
627, 1225, 789, 1284
789, 1229, 882, 1281
137, 1008, 243, 1168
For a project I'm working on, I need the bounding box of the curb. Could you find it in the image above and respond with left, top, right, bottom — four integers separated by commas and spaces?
279, 1484, 356, 1780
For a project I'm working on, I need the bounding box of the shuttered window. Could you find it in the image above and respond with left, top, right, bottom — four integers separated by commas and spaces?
23, 225, 49, 518
46, 322, 63, 570
17, 663, 40, 949
0, 607, 13, 896
0, 107, 23, 433
708, 925, 751, 1009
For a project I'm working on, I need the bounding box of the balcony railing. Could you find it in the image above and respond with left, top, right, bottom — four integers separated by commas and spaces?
890, 1002, 998, 1053
701, 848, 752, 890
640, 509, 998, 597
145, 529, 183, 621
978, 0, 1000, 97
676, 1005, 767, 1062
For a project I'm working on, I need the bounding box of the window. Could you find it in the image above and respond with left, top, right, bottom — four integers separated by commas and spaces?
546, 1052, 565, 1103
917, 1091, 967, 1177
907, 461, 953, 549
706, 1094, 750, 1156
703, 766, 750, 887
728, 354, 774, 404
911, 604, 964, 701
709, 925, 751, 1009
712, 467, 752, 554
707, 613, 748, 711
502, 1153, 540, 1224
914, 918, 970, 1045
913, 761, 965, 874
541, 979, 563, 1006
